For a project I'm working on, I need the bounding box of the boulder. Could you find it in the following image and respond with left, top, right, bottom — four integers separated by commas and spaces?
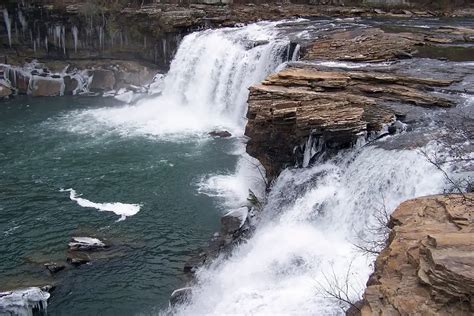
169, 287, 192, 306
221, 207, 248, 234
29, 76, 64, 97
360, 194, 474, 316
209, 130, 232, 138
89, 69, 116, 92
44, 262, 65, 274
68, 237, 107, 251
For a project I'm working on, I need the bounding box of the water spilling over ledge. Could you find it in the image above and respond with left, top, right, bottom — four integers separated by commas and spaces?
0, 11, 473, 316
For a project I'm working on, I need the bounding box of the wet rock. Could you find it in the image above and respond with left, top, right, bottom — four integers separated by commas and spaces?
44, 262, 65, 274
169, 287, 192, 306
209, 130, 232, 138
89, 69, 116, 92
63, 75, 79, 95
360, 194, 474, 316
68, 237, 107, 251
29, 76, 64, 97
221, 207, 248, 234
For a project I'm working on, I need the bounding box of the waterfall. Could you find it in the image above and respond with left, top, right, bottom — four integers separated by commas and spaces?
3, 9, 11, 47
171, 144, 447, 315
81, 22, 289, 139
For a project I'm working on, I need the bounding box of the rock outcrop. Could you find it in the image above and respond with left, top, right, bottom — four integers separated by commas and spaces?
302, 28, 422, 62
245, 66, 455, 180
359, 194, 474, 316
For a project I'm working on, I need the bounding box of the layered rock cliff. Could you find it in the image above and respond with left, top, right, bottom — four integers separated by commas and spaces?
359, 194, 474, 315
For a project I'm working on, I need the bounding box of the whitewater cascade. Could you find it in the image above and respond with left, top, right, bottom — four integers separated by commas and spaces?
81, 22, 289, 138
172, 144, 447, 315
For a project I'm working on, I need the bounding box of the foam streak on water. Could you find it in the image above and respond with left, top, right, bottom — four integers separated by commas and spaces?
60, 188, 141, 221
172, 146, 446, 315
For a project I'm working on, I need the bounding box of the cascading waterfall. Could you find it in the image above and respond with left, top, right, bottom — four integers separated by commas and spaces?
171, 144, 447, 315
3, 9, 12, 47
79, 22, 289, 138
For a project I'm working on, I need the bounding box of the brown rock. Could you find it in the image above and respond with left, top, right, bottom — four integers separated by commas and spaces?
245, 66, 455, 180
303, 28, 423, 62
360, 194, 474, 316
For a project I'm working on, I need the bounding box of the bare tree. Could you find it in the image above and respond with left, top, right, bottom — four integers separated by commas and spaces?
352, 194, 391, 256
315, 260, 364, 313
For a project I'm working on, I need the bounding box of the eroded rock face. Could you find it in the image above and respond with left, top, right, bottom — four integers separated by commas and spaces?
360, 194, 474, 316
245, 66, 455, 180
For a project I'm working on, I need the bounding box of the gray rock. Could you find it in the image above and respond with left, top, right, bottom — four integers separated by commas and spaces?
209, 130, 232, 138
29, 76, 64, 97
44, 262, 65, 274
221, 207, 248, 234
63, 75, 79, 95
89, 69, 116, 91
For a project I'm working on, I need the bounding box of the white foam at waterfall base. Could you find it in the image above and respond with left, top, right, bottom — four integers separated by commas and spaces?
64, 22, 288, 141
171, 145, 447, 315
60, 188, 141, 221
197, 153, 266, 210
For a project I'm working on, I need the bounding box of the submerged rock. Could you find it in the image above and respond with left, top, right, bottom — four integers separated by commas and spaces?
0, 287, 50, 315
360, 194, 474, 315
67, 252, 91, 266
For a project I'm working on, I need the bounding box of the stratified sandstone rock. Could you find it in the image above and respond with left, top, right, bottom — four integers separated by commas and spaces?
303, 28, 423, 62
360, 194, 474, 316
245, 66, 455, 180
